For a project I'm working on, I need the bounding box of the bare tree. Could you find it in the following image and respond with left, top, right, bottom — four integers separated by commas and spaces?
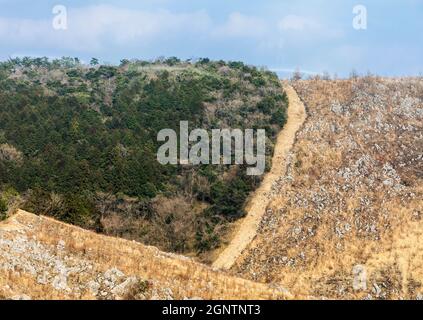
350, 69, 359, 80
291, 67, 302, 81
322, 71, 331, 81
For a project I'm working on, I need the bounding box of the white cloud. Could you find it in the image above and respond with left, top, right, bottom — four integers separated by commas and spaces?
212, 12, 268, 38
0, 5, 212, 53
69, 5, 212, 47
269, 67, 322, 75
0, 6, 344, 64
277, 15, 319, 31
276, 14, 344, 42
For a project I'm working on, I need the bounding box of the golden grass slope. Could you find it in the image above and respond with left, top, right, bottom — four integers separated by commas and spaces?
0, 210, 291, 300
232, 78, 423, 299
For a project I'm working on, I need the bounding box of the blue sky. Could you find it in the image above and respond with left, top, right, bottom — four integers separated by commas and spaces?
0, 0, 422, 77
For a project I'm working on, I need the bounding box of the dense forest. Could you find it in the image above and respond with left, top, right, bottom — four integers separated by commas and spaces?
0, 56, 287, 259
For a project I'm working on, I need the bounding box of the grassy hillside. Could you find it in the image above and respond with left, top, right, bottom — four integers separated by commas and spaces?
0, 210, 291, 300
0, 57, 287, 258
233, 77, 423, 299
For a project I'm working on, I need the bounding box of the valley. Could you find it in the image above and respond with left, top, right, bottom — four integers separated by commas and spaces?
0, 60, 422, 300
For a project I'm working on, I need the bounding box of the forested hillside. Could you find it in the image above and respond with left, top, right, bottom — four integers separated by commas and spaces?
0, 57, 287, 258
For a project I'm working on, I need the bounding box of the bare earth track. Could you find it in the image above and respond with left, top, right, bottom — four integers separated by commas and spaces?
212, 83, 307, 270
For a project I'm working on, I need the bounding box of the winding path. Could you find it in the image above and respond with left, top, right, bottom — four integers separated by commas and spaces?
212, 83, 307, 270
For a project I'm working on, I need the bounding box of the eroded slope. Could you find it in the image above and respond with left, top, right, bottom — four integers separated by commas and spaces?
232, 78, 422, 299
0, 210, 291, 300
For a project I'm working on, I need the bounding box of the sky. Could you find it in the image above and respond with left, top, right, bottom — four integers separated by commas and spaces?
0, 0, 422, 77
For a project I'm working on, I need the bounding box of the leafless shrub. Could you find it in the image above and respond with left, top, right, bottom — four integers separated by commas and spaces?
291, 68, 302, 81
322, 71, 331, 81
350, 69, 359, 80
0, 144, 23, 163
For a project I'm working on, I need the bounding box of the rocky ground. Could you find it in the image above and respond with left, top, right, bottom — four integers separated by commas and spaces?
232, 77, 422, 299
0, 210, 290, 300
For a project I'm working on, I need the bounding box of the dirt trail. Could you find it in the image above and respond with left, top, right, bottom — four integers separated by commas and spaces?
212, 83, 307, 270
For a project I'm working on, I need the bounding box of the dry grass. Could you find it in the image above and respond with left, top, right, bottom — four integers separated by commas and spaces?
0, 210, 291, 300
232, 78, 423, 299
